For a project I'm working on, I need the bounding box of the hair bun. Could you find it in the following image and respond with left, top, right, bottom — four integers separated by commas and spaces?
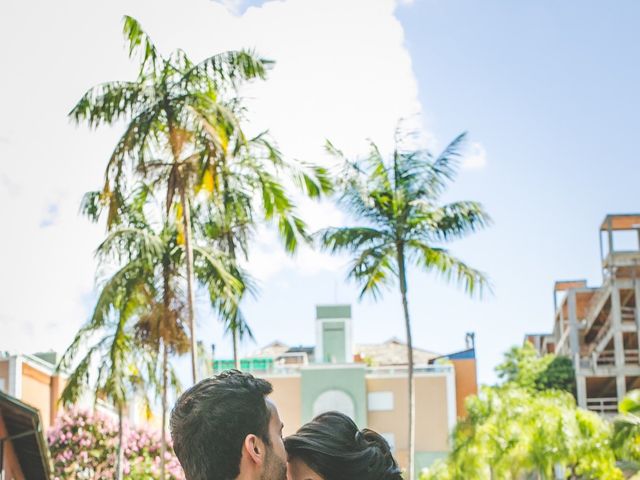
360, 429, 402, 479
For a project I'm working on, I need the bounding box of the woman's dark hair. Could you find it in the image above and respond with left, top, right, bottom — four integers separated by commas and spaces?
285, 411, 402, 480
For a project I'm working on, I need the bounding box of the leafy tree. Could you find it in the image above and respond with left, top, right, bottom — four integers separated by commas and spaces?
320, 132, 490, 478
69, 15, 268, 383
497, 343, 575, 395
612, 389, 640, 476
536, 355, 575, 394
422, 386, 623, 480
496, 343, 548, 388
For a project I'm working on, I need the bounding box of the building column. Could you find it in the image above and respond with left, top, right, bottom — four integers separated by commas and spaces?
8, 356, 22, 399
612, 285, 627, 400
568, 291, 580, 370
612, 286, 625, 366
617, 376, 627, 401
635, 280, 640, 364
558, 307, 565, 354
576, 375, 587, 409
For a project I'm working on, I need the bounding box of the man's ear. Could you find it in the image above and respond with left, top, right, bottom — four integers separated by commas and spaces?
243, 434, 266, 466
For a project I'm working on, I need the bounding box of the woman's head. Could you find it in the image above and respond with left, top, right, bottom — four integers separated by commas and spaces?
284, 411, 402, 480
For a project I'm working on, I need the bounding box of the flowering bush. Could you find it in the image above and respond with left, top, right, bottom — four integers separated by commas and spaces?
48, 409, 184, 479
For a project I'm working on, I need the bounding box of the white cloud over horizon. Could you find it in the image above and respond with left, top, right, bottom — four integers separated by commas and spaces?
0, 0, 423, 354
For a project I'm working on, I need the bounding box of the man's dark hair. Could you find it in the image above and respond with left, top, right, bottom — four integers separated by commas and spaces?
170, 370, 273, 480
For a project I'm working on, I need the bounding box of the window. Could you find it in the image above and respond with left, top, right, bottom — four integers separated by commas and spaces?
368, 391, 394, 411
381, 432, 396, 452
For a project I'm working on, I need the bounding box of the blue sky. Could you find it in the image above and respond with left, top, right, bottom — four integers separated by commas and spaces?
393, 0, 640, 382
226, 0, 640, 384
0, 0, 637, 387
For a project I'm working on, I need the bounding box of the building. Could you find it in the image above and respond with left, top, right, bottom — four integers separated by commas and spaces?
0, 390, 51, 480
214, 304, 479, 476
528, 214, 640, 415
0, 351, 145, 431
0, 352, 66, 431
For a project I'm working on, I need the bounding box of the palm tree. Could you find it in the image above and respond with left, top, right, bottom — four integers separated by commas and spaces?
78, 186, 237, 478
194, 104, 332, 368
69, 15, 269, 383
320, 132, 490, 479
57, 277, 157, 480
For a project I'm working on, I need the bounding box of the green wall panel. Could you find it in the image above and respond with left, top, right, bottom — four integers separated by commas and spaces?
300, 366, 366, 427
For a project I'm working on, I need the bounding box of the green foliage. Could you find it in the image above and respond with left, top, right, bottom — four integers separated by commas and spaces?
613, 390, 640, 470
320, 132, 491, 300
496, 343, 576, 394
72, 15, 331, 368
421, 386, 623, 480
537, 355, 576, 394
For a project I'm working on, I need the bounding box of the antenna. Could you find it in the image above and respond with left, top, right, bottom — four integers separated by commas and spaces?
465, 332, 476, 350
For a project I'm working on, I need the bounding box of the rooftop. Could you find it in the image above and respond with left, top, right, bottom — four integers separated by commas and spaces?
248, 338, 439, 366
600, 213, 640, 231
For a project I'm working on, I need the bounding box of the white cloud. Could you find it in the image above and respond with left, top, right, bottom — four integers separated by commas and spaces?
0, 0, 422, 354
462, 141, 488, 170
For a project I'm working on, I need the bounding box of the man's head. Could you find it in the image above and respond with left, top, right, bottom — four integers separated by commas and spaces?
170, 370, 287, 480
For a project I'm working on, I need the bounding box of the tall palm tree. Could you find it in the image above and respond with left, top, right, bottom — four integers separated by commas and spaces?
320, 133, 490, 479
78, 186, 237, 478
57, 274, 158, 480
194, 104, 333, 368
69, 15, 269, 383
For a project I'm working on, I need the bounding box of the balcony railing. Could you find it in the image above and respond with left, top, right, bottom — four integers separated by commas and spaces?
365, 364, 454, 376
586, 397, 618, 415
580, 349, 640, 369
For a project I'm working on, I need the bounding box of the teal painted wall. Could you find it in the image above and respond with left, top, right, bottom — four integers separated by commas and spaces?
316, 304, 351, 319
300, 366, 367, 427
322, 321, 346, 363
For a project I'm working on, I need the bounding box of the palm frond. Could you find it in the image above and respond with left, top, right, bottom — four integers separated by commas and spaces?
69, 81, 146, 127
408, 241, 490, 296
348, 245, 396, 300
410, 200, 492, 242
96, 226, 164, 264
319, 226, 387, 254
185, 49, 273, 90
122, 15, 159, 76
192, 245, 241, 299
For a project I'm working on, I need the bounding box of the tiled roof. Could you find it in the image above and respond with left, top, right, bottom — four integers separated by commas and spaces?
249, 338, 438, 366
355, 338, 439, 366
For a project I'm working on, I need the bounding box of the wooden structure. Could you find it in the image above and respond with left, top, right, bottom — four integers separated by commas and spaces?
0, 391, 51, 480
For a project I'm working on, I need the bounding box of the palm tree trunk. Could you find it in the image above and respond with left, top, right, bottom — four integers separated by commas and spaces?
179, 181, 198, 384
227, 243, 240, 370
397, 246, 415, 480
160, 340, 168, 480
232, 326, 240, 369
222, 163, 241, 371
116, 404, 124, 480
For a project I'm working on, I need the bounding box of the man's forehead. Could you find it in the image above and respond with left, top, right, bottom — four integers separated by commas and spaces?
265, 398, 281, 423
